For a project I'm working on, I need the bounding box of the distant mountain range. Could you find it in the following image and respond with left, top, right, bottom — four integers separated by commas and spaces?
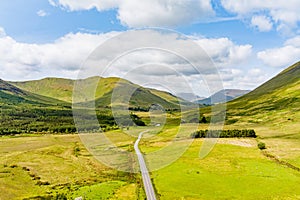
195, 89, 250, 105
177, 93, 205, 102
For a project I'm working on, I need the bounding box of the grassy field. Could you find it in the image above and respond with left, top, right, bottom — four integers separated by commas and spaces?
151, 139, 300, 199
85, 122, 300, 199
135, 124, 300, 199
0, 134, 143, 200
1, 122, 300, 199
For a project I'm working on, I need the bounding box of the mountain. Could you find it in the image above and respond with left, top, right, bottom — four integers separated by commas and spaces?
11, 76, 189, 109
177, 92, 205, 102
226, 61, 300, 126
0, 79, 69, 106
196, 89, 250, 105
0, 78, 26, 96
0, 79, 74, 135
2, 76, 194, 134
10, 77, 75, 102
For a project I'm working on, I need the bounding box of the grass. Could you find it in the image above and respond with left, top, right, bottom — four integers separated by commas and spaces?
149, 138, 300, 199
0, 134, 138, 200
130, 124, 300, 199
10, 76, 186, 109
71, 181, 126, 199
1, 124, 300, 199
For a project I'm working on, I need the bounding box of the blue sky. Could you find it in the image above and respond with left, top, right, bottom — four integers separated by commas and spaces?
0, 0, 300, 96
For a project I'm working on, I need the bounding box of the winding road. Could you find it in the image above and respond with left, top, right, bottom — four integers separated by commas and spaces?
134, 131, 157, 200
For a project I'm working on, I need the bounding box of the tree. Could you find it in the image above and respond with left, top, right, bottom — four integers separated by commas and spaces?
200, 116, 207, 123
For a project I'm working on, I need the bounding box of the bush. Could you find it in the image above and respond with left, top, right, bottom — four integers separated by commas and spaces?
191, 129, 256, 138
200, 116, 208, 123
258, 142, 266, 150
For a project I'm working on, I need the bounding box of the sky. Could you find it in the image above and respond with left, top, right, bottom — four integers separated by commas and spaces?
0, 0, 300, 97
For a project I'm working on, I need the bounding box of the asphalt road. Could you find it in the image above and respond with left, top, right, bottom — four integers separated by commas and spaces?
134, 131, 157, 200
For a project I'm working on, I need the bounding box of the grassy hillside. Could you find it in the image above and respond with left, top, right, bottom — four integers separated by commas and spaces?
11, 77, 187, 110
189, 62, 300, 170
0, 79, 69, 106
204, 61, 300, 172
2, 77, 192, 134
11, 77, 74, 102
0, 79, 75, 134
225, 61, 300, 126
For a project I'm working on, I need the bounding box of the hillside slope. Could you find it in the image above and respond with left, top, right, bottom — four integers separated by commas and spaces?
11, 77, 75, 102
226, 61, 300, 126
11, 77, 188, 109
3, 77, 193, 134
0, 79, 69, 106
0, 79, 74, 134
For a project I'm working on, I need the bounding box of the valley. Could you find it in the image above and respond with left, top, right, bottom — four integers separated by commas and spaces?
0, 61, 300, 199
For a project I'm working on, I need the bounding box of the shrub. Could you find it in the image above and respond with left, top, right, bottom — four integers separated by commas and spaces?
258, 142, 266, 150
200, 116, 207, 123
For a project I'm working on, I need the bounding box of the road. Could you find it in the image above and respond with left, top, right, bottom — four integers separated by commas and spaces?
134, 131, 157, 200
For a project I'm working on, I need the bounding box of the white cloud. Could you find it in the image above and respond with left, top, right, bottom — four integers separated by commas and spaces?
49, 0, 119, 10
248, 68, 262, 76
0, 30, 119, 80
37, 10, 48, 17
221, 0, 300, 34
0, 28, 254, 95
251, 15, 273, 32
196, 38, 252, 67
257, 36, 300, 68
285, 36, 300, 47
48, 0, 215, 28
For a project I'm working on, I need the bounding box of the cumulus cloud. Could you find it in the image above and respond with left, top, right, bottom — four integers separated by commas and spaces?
285, 36, 300, 47
221, 0, 300, 34
0, 30, 119, 80
49, 0, 119, 10
196, 38, 252, 67
0, 28, 254, 95
251, 15, 273, 32
257, 36, 300, 68
48, 0, 215, 28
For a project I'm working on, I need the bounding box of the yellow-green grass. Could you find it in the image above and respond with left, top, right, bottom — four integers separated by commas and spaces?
11, 76, 186, 109
0, 134, 137, 200
150, 139, 300, 199
130, 124, 300, 199
1, 123, 300, 199
71, 181, 125, 199
238, 123, 300, 169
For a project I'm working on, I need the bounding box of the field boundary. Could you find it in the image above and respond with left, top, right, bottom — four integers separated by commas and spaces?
262, 151, 300, 172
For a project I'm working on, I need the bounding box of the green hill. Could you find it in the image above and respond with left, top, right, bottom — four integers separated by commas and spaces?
225, 61, 300, 127
11, 76, 188, 109
2, 76, 193, 134
10, 77, 75, 102
0, 78, 70, 106
0, 79, 74, 134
